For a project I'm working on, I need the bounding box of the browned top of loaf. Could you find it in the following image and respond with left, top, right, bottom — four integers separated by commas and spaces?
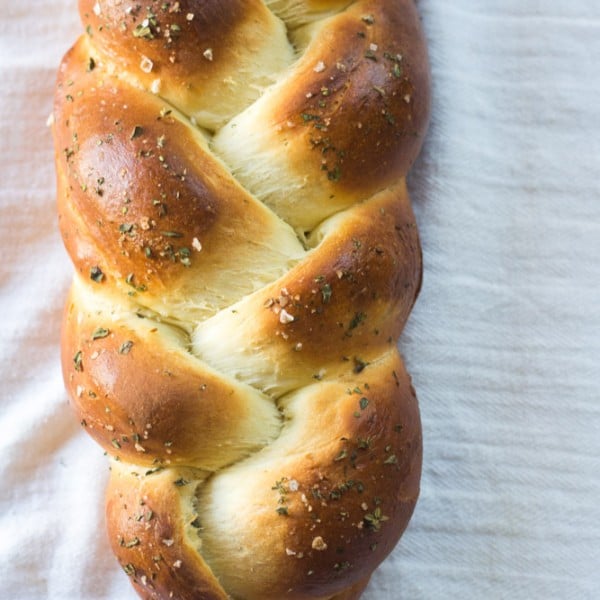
54, 1, 430, 598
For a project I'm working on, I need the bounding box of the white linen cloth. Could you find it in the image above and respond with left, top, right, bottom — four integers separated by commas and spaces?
1, 1, 599, 598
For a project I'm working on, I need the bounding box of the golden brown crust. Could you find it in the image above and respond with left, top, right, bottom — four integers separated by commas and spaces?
102, 350, 420, 600
190, 183, 422, 397
106, 466, 229, 600
195, 350, 421, 599
210, 0, 430, 231
54, 1, 429, 598
55, 38, 303, 323
61, 282, 282, 471
269, 0, 430, 194
78, 0, 293, 128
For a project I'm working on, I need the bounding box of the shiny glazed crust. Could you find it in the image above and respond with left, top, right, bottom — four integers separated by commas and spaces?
53, 1, 430, 598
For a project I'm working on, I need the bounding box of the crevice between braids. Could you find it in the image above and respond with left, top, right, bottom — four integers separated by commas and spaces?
263, 0, 354, 32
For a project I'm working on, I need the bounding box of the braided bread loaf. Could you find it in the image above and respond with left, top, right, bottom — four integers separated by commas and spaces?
53, 1, 430, 598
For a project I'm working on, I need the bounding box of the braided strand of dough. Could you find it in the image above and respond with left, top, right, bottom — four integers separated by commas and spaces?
53, 1, 430, 598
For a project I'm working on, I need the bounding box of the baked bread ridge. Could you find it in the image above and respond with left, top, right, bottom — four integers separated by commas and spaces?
53, 1, 430, 599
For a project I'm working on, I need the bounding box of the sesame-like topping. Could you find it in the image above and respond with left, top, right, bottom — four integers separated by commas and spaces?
150, 78, 162, 94
140, 56, 153, 73
279, 309, 295, 324
312, 536, 328, 551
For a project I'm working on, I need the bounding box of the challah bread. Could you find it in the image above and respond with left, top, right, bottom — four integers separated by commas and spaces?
53, 1, 430, 598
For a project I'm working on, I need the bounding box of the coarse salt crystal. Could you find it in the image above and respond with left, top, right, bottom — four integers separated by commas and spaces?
203, 48, 213, 61
313, 61, 326, 73
279, 309, 294, 324
312, 536, 328, 551
150, 78, 161, 94
140, 56, 153, 73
